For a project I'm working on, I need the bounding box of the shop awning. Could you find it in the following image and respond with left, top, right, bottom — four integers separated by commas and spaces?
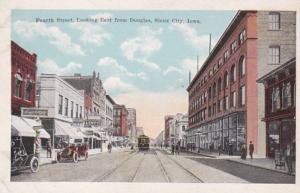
55, 120, 77, 138
22, 117, 50, 139
11, 115, 36, 137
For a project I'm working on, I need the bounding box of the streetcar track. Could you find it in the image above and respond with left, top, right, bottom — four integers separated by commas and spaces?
154, 150, 171, 183
93, 150, 138, 182
156, 149, 204, 183
131, 154, 145, 182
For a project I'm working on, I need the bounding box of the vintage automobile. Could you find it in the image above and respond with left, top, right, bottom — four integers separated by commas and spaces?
11, 136, 39, 174
56, 143, 88, 163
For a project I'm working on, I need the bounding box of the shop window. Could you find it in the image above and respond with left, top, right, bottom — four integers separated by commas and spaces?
268, 12, 280, 30
24, 80, 32, 101
58, 95, 63, 115
239, 56, 246, 77
268, 46, 280, 64
268, 121, 280, 157
271, 87, 280, 112
230, 64, 236, 83
282, 82, 292, 109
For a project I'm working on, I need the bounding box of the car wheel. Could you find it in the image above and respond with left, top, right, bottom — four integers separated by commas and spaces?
73, 152, 78, 163
56, 153, 61, 163
30, 157, 39, 173
85, 152, 88, 160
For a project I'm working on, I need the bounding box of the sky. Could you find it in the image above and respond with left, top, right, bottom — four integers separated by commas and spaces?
12, 10, 236, 138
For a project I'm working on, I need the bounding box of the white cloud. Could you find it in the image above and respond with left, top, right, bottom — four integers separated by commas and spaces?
170, 23, 218, 51
38, 58, 82, 75
163, 66, 184, 76
97, 57, 148, 80
70, 12, 112, 47
120, 26, 162, 70
13, 20, 85, 55
104, 76, 137, 93
181, 56, 206, 77
115, 89, 187, 138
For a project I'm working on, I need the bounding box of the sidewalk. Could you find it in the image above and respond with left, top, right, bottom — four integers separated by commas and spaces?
182, 149, 295, 176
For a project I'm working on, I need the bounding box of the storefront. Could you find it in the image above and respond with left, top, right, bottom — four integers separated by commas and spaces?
257, 58, 296, 159
187, 111, 246, 154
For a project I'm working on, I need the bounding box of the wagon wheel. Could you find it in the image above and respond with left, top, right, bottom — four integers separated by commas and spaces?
73, 152, 78, 163
84, 152, 88, 161
30, 157, 39, 173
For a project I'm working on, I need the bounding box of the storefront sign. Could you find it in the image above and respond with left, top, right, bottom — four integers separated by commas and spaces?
84, 119, 101, 127
21, 108, 48, 118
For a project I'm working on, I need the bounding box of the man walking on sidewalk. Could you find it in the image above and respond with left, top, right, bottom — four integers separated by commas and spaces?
249, 141, 254, 159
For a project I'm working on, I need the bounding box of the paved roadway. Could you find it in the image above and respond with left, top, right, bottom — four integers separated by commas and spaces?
11, 148, 295, 183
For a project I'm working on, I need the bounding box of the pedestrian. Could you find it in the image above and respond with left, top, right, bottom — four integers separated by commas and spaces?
46, 139, 52, 158
107, 143, 112, 154
241, 144, 247, 160
171, 143, 175, 155
249, 141, 254, 159
218, 143, 222, 156
285, 144, 293, 174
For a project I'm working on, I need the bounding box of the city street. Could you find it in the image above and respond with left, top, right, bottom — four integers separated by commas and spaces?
11, 148, 295, 183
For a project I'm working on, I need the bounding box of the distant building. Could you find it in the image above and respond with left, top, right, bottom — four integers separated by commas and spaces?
186, 11, 296, 156
11, 41, 37, 115
174, 113, 188, 147
105, 95, 115, 131
164, 115, 174, 146
154, 130, 165, 146
135, 127, 144, 137
113, 104, 128, 136
61, 72, 106, 127
127, 108, 136, 141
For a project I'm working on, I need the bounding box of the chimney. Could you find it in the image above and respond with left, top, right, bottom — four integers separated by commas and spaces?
189, 71, 191, 84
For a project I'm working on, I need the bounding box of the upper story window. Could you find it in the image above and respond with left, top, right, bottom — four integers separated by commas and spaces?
230, 64, 236, 83
213, 64, 218, 73
282, 82, 292, 109
80, 106, 82, 118
218, 58, 223, 67
24, 80, 32, 101
15, 74, 23, 98
208, 87, 212, 99
268, 12, 280, 30
71, 101, 74, 118
271, 87, 280, 112
268, 46, 280, 64
213, 82, 217, 98
218, 78, 222, 93
239, 29, 246, 44
64, 98, 69, 116
224, 49, 230, 61
239, 85, 246, 106
230, 91, 236, 107
239, 56, 246, 77
231, 40, 237, 53
58, 95, 63, 115
76, 104, 79, 118
209, 70, 213, 78
223, 71, 228, 89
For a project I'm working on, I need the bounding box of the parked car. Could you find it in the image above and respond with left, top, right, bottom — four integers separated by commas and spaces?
11, 136, 39, 174
56, 143, 88, 163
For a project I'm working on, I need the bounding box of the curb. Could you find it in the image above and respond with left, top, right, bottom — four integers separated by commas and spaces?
226, 159, 295, 176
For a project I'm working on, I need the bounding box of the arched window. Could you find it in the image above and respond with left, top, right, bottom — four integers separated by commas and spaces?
223, 71, 228, 89
208, 87, 212, 99
230, 64, 236, 83
15, 73, 23, 98
239, 56, 246, 77
218, 77, 222, 93
213, 82, 217, 98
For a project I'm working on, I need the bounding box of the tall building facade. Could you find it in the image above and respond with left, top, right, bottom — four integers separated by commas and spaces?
127, 108, 137, 141
113, 104, 128, 136
61, 72, 106, 127
186, 11, 295, 157
11, 41, 37, 115
105, 95, 115, 131
164, 115, 174, 146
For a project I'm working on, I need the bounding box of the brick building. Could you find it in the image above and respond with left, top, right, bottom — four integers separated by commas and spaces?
113, 104, 128, 136
11, 41, 37, 115
186, 11, 295, 156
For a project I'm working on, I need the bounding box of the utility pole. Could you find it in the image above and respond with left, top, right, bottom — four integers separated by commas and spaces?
209, 33, 212, 54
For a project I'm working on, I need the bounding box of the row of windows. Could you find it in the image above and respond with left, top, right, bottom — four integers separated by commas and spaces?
190, 85, 245, 125
270, 81, 295, 113
58, 95, 82, 119
15, 77, 33, 102
190, 56, 246, 112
